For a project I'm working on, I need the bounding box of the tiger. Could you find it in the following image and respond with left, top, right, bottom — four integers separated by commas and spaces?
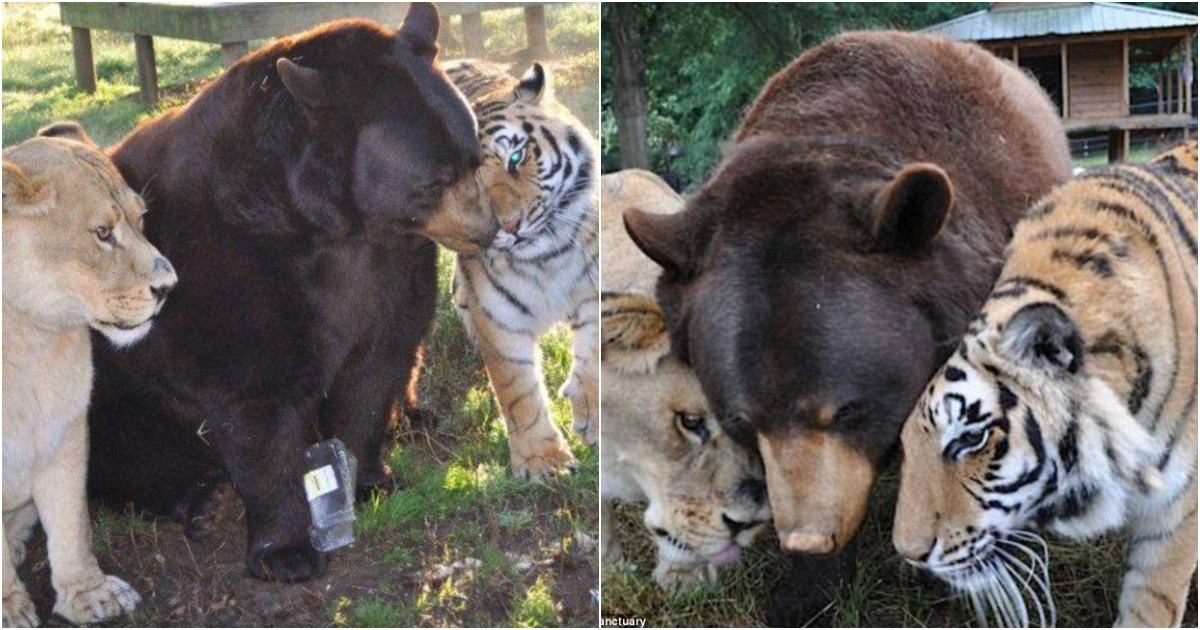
445, 59, 599, 479
893, 141, 1197, 628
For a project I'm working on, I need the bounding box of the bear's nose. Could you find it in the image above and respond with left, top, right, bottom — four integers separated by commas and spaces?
894, 536, 935, 564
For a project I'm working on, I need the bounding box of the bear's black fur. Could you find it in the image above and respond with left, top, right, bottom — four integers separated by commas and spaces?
88, 5, 491, 582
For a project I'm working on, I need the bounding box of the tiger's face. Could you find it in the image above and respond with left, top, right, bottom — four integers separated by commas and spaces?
894, 298, 1165, 623
472, 64, 595, 251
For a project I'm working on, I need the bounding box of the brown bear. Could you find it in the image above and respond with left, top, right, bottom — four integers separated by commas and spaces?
83, 4, 497, 583
624, 30, 1070, 621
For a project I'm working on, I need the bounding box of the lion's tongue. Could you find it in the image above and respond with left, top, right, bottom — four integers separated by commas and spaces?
709, 544, 742, 568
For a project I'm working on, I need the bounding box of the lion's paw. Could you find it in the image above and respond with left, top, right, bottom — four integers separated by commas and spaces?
653, 560, 717, 591
53, 574, 141, 625
511, 435, 578, 480
3, 589, 39, 628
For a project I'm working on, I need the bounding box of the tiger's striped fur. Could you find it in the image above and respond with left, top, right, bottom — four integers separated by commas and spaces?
445, 60, 599, 479
894, 142, 1198, 627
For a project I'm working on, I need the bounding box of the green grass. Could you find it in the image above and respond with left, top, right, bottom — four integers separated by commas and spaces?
603, 468, 1197, 627
4, 3, 598, 627
511, 576, 561, 627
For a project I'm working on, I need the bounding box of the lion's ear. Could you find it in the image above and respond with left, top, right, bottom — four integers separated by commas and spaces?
3, 161, 55, 216
602, 292, 671, 374
37, 121, 96, 148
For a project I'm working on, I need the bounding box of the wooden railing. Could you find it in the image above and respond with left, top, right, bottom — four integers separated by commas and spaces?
60, 2, 551, 106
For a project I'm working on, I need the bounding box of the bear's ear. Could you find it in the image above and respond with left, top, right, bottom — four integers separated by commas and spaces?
37, 121, 95, 148
513, 63, 547, 105
2, 161, 56, 217
872, 163, 953, 249
601, 291, 671, 374
624, 208, 690, 275
276, 58, 329, 109
999, 302, 1083, 374
398, 2, 440, 59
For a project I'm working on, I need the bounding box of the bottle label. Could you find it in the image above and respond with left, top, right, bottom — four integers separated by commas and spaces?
304, 464, 339, 501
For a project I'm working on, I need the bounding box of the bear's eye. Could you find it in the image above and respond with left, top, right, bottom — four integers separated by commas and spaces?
94, 225, 116, 245
944, 428, 991, 461
674, 412, 710, 443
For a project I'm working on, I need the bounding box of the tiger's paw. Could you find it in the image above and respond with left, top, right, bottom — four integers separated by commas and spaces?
561, 377, 598, 447
510, 434, 578, 480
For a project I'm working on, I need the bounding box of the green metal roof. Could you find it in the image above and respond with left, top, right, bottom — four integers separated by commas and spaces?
923, 2, 1197, 42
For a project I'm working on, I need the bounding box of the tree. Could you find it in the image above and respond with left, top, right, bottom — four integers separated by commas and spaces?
606, 4, 650, 169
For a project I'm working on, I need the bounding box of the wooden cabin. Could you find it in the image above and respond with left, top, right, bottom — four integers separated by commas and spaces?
925, 2, 1197, 162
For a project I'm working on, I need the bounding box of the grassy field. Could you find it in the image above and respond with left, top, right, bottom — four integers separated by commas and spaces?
603, 468, 1198, 627
3, 2, 599, 627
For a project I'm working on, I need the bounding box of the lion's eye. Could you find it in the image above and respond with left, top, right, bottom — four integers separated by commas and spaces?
94, 225, 115, 245
674, 412, 710, 443
945, 428, 991, 461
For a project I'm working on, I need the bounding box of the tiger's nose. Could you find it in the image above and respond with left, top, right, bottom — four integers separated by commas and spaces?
502, 216, 521, 235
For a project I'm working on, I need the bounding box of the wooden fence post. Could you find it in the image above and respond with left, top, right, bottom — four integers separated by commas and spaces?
134, 34, 158, 107
221, 41, 249, 68
462, 12, 485, 58
71, 27, 97, 93
524, 5, 548, 56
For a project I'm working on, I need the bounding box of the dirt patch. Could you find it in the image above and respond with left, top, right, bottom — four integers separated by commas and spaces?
19, 443, 597, 627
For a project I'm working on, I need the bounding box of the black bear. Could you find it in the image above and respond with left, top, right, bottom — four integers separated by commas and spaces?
88, 3, 497, 582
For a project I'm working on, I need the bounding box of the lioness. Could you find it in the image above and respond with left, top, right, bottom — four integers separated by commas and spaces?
601, 170, 770, 589
3, 124, 177, 627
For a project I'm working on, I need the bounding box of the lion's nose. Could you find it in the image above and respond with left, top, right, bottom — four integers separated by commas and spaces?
722, 514, 764, 536
739, 478, 767, 504
151, 282, 175, 301
152, 257, 174, 275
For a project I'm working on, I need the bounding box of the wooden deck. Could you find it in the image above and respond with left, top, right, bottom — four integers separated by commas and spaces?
60, 2, 550, 106
1062, 112, 1196, 134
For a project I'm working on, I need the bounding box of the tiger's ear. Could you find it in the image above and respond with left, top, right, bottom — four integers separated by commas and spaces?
602, 292, 671, 374
513, 63, 547, 104
3, 161, 56, 217
624, 208, 689, 275
999, 303, 1083, 374
872, 163, 954, 249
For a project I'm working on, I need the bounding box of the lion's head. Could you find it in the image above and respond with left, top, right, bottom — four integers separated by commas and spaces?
601, 170, 769, 586
602, 292, 771, 574
3, 123, 177, 346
